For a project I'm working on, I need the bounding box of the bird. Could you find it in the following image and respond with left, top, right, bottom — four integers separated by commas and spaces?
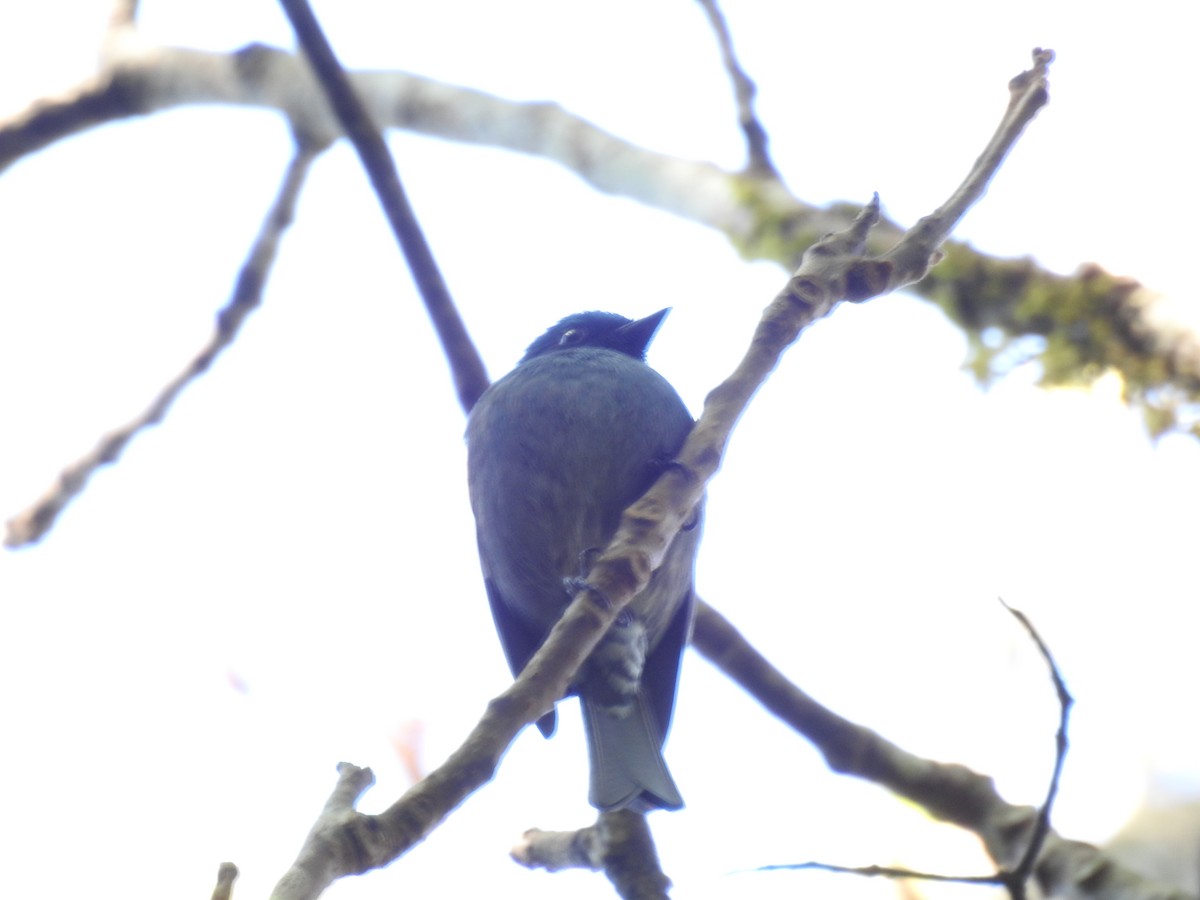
466, 308, 701, 812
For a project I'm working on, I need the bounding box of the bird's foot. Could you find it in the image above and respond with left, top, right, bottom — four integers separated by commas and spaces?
563, 576, 631, 625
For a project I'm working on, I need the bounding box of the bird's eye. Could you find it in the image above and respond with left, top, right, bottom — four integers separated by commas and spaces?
558, 328, 586, 347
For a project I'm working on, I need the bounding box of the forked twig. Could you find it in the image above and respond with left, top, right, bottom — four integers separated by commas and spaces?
695, 0, 778, 178
4, 146, 317, 547
1000, 598, 1073, 892
739, 599, 1075, 900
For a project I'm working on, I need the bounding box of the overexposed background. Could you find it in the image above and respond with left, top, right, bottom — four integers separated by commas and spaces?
1, 2, 1196, 898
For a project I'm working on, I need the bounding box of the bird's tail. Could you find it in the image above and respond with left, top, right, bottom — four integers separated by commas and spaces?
581, 692, 683, 812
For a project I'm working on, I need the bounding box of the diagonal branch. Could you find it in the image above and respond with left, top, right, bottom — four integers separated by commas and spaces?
266, 201, 894, 900
5, 145, 318, 547
277, 0, 489, 414
885, 48, 1053, 285
266, 52, 1054, 896
742, 600, 1074, 900
691, 600, 1193, 900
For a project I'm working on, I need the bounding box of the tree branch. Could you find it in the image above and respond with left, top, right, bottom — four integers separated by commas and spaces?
885, 49, 1053, 285
259, 192, 892, 899
277, 0, 489, 414
694, 0, 778, 178
1001, 598, 1073, 894
750, 598, 1073, 900
513, 811, 672, 900
271, 763, 376, 900
4, 144, 318, 547
2, 40, 1194, 436
106, 0, 139, 34
261, 50, 1052, 895
210, 862, 238, 900
691, 601, 1194, 900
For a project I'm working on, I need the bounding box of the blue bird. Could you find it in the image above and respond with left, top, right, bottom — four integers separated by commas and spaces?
467, 309, 701, 812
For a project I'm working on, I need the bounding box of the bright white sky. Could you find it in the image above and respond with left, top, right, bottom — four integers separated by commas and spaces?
1, 2, 1196, 899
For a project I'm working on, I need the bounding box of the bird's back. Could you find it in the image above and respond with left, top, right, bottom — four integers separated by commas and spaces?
467, 334, 700, 810
467, 346, 694, 637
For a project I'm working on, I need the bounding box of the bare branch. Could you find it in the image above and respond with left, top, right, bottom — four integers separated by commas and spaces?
4, 145, 317, 547
277, 0, 489, 414
106, 0, 139, 34
758, 859, 1002, 886
243, 193, 894, 900
514, 812, 672, 900
512, 823, 604, 872
0, 43, 786, 228
259, 62, 1042, 894
597, 811, 672, 900
884, 48, 1053, 286
751, 602, 1076, 900
251, 52, 1050, 890
271, 763, 376, 900
210, 862, 238, 900
692, 601, 1194, 900
1000, 598, 1074, 893
4, 39, 1190, 433
694, 0, 778, 178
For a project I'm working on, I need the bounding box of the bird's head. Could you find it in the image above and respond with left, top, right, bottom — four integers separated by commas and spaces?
520, 309, 671, 364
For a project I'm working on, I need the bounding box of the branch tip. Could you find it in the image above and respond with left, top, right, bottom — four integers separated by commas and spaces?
211, 862, 238, 900
695, 0, 779, 178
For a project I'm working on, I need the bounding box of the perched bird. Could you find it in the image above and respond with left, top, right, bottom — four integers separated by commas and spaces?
466, 309, 701, 812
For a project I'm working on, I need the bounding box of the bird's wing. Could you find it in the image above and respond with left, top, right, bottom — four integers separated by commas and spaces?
640, 585, 694, 744
482, 573, 558, 737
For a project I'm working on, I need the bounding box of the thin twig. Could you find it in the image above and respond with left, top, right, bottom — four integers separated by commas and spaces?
742, 599, 1077, 900
999, 598, 1073, 894
276, 0, 489, 413
4, 146, 317, 547
757, 860, 1002, 886
695, 0, 779, 178
884, 48, 1053, 285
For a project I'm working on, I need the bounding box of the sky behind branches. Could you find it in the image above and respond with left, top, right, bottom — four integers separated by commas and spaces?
1, 2, 1197, 898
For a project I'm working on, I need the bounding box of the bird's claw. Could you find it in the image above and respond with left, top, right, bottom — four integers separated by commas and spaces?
562, 577, 630, 624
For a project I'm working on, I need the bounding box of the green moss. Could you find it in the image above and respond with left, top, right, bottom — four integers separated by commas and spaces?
720, 193, 1200, 439
727, 176, 828, 266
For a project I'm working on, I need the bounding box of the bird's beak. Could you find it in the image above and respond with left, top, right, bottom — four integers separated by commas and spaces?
617, 308, 671, 358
